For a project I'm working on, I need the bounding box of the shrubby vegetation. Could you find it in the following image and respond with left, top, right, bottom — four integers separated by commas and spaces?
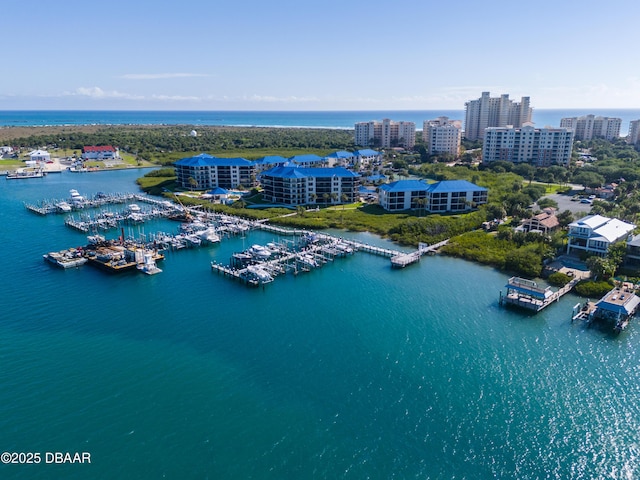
5, 126, 355, 165
574, 280, 615, 298
547, 272, 572, 287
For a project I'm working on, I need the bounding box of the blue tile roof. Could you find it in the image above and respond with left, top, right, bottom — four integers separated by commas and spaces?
378, 180, 429, 193
425, 180, 487, 193
354, 149, 382, 157
379, 179, 486, 194
262, 166, 360, 179
326, 151, 355, 159
289, 154, 324, 164
207, 187, 228, 195
175, 154, 252, 167
255, 155, 288, 165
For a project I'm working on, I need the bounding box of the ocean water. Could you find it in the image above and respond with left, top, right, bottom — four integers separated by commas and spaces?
2, 170, 640, 479
1, 109, 640, 134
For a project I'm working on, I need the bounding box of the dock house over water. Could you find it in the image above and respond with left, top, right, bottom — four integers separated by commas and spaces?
572, 284, 640, 332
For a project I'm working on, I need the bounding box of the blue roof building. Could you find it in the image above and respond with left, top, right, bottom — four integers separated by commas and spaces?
260, 166, 360, 206
253, 155, 289, 172
174, 153, 256, 189
353, 149, 383, 169
289, 154, 325, 168
325, 151, 355, 167
378, 179, 488, 212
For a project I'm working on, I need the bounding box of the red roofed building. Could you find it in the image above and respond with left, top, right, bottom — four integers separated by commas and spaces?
519, 208, 560, 234
82, 145, 118, 160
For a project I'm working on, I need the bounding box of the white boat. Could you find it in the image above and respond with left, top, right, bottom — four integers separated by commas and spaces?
335, 242, 354, 254
137, 252, 162, 275
126, 204, 142, 213
6, 168, 44, 179
298, 253, 319, 268
248, 244, 271, 260
55, 201, 72, 213
184, 234, 202, 247
198, 228, 221, 244
43, 249, 88, 269
246, 264, 274, 283
87, 234, 106, 245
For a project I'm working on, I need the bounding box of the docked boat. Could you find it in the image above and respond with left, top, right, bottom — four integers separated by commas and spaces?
248, 244, 272, 260
6, 168, 45, 180
198, 227, 221, 244
246, 264, 274, 284
137, 252, 162, 275
43, 249, 88, 269
298, 253, 319, 268
55, 201, 72, 213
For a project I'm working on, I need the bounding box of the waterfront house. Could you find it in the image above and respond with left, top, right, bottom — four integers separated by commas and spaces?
566, 214, 635, 257
626, 235, 640, 267
377, 179, 487, 212
174, 154, 256, 190
28, 149, 50, 163
260, 166, 360, 206
82, 145, 117, 161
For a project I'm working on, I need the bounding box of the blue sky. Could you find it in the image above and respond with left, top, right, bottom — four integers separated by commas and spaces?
3, 0, 640, 110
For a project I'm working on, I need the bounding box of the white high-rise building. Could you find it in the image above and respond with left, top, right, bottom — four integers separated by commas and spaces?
482, 125, 574, 167
354, 119, 416, 148
560, 115, 621, 141
628, 120, 640, 146
464, 92, 532, 141
422, 117, 462, 156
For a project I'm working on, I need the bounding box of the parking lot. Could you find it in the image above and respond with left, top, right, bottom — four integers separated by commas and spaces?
539, 192, 594, 215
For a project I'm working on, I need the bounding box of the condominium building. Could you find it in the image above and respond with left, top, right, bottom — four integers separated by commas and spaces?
627, 120, 640, 146
464, 92, 532, 141
422, 117, 462, 156
560, 115, 621, 141
174, 153, 256, 189
378, 179, 487, 212
354, 119, 416, 148
260, 166, 360, 206
482, 125, 574, 167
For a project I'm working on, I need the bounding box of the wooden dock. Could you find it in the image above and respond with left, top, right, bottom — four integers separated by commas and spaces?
500, 276, 581, 312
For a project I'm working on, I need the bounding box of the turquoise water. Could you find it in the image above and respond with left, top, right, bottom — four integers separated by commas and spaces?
2, 170, 640, 479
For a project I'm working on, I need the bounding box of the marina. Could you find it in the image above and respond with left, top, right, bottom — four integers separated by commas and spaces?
34, 189, 439, 281
5, 163, 640, 480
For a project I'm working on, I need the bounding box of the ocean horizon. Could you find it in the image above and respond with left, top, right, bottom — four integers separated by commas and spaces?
1, 109, 640, 134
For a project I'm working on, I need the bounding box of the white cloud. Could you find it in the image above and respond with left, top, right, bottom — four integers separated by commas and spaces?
68, 87, 145, 100
120, 73, 212, 80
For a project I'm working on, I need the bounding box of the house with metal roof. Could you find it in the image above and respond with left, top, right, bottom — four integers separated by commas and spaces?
82, 145, 117, 160
353, 149, 383, 169
253, 155, 289, 173
325, 151, 355, 168
289, 154, 325, 168
567, 214, 636, 257
174, 153, 256, 189
260, 166, 360, 206
28, 149, 50, 163
378, 179, 488, 212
